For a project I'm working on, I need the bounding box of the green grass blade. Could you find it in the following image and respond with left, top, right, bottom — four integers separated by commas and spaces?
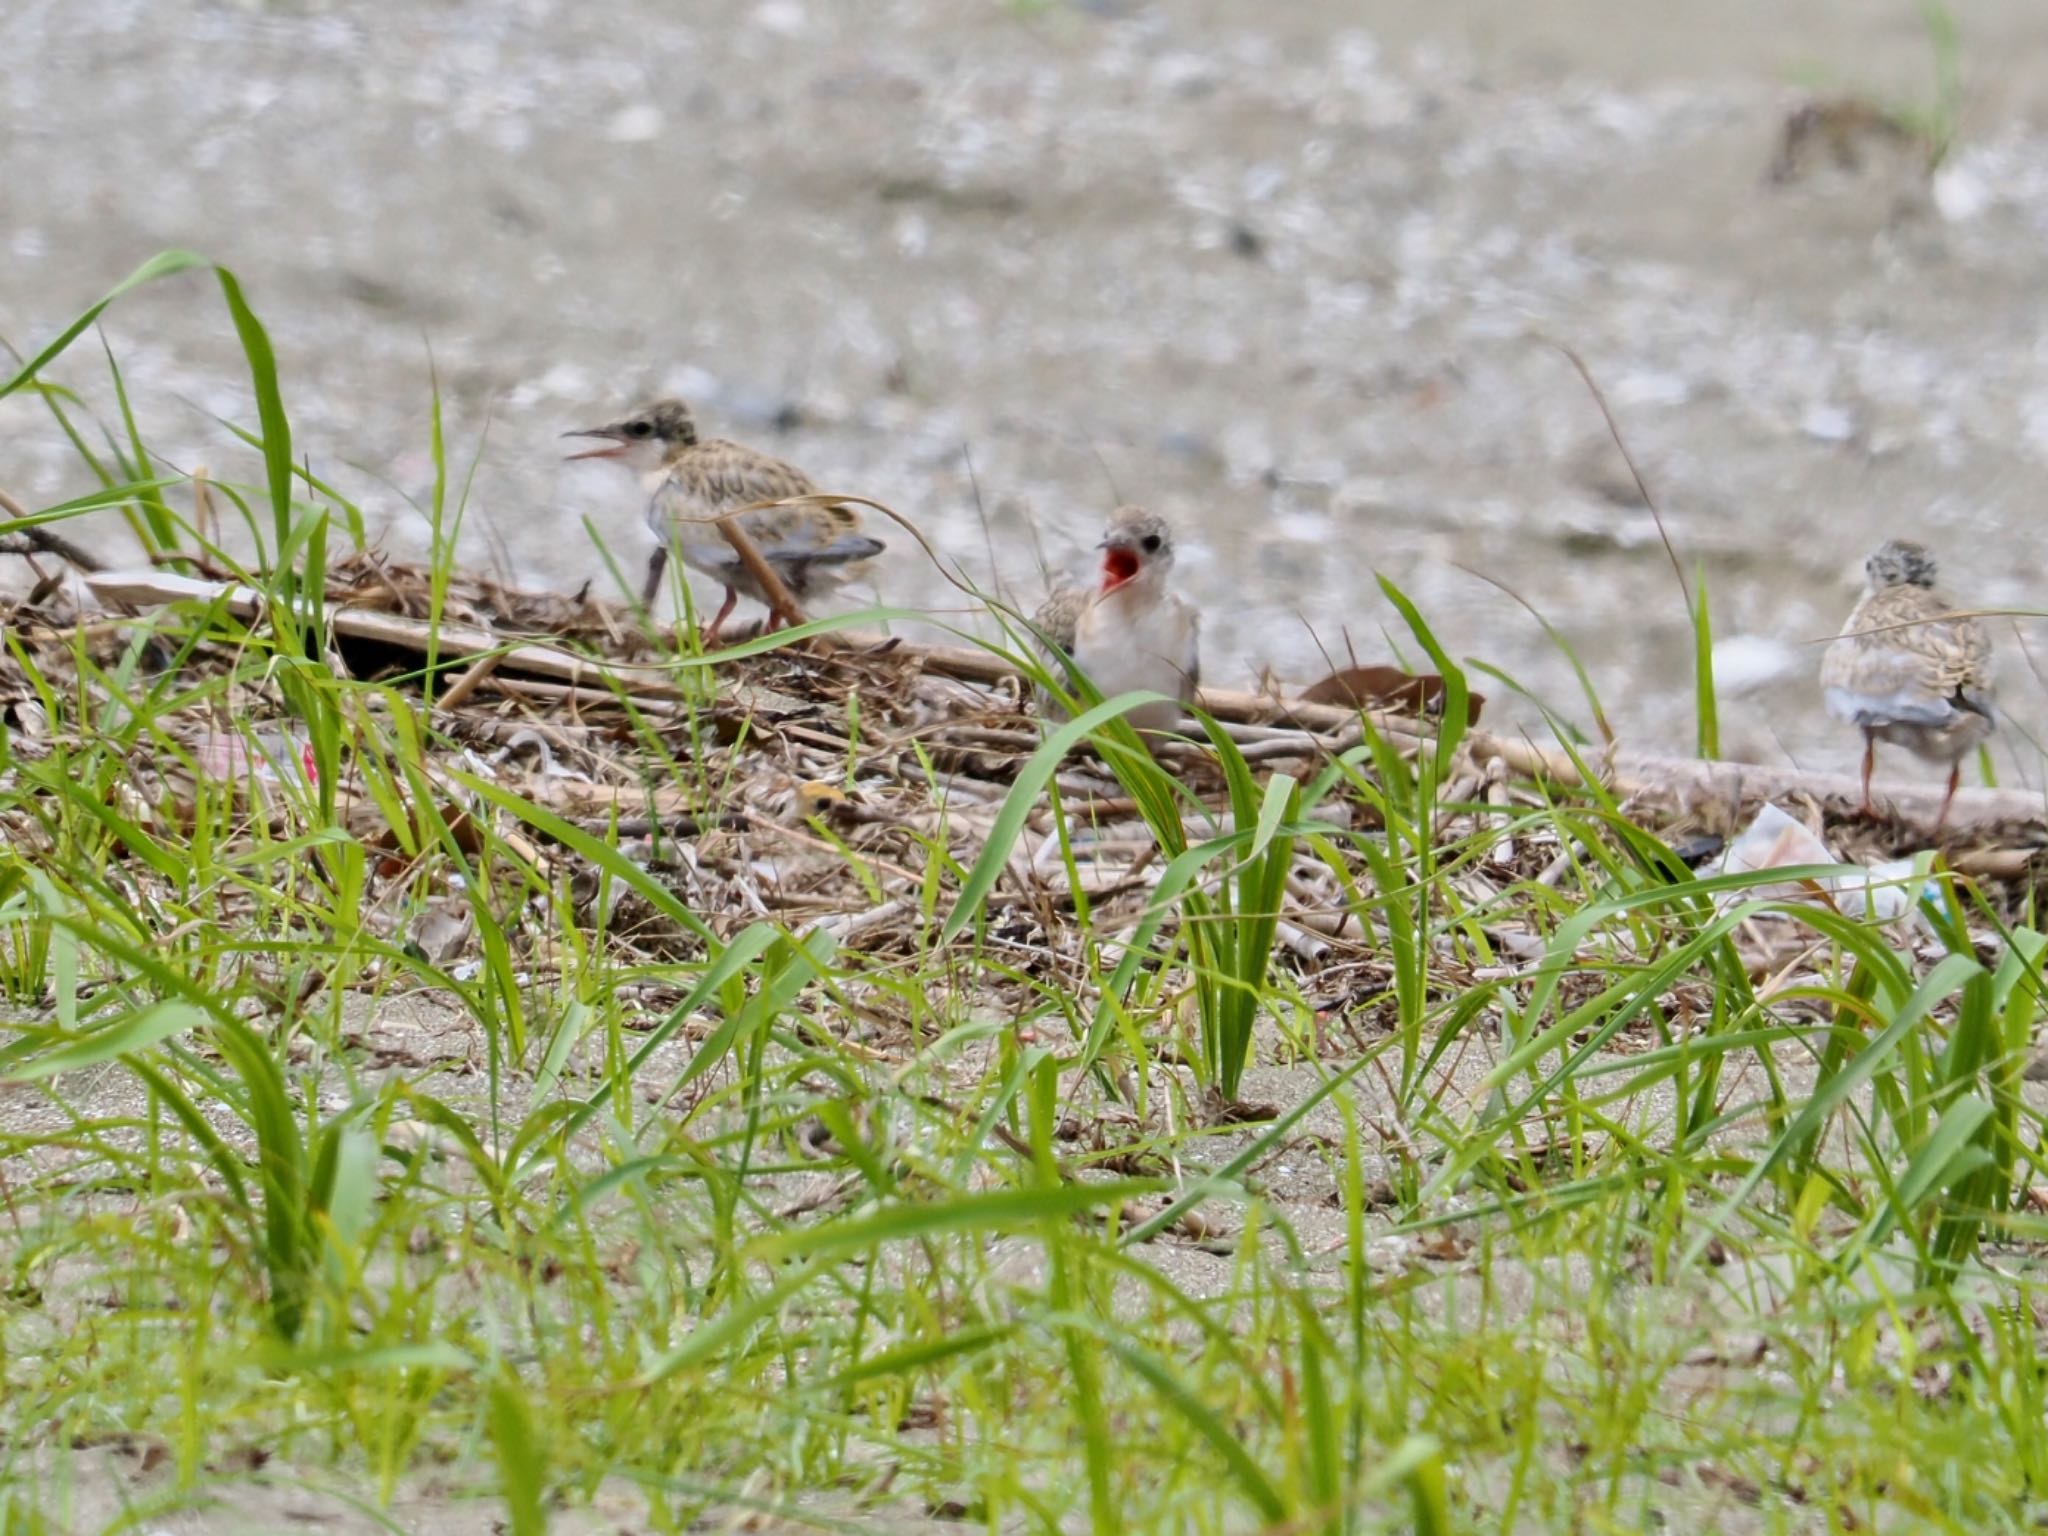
1846, 1092, 1995, 1265
1082, 1322, 1287, 1522
485, 1373, 548, 1536
756, 1180, 1161, 1263
940, 692, 1174, 944
1693, 559, 1718, 759
0, 1001, 208, 1081
1682, 950, 1983, 1266
212, 264, 296, 571
0, 250, 208, 397
1377, 573, 1470, 775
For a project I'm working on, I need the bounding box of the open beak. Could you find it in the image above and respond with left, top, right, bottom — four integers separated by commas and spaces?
561, 427, 627, 461
1098, 539, 1140, 589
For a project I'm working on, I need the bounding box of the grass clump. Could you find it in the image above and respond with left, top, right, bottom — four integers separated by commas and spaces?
2, 255, 2048, 1534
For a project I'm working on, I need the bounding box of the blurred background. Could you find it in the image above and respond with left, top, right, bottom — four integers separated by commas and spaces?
5, 0, 2048, 780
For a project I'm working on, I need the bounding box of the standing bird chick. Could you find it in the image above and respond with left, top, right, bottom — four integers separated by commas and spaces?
1820, 538, 1994, 830
1032, 507, 1199, 733
564, 398, 884, 643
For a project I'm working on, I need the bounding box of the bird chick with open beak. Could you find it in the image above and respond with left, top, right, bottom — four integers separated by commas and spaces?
1032, 507, 1199, 734
1820, 537, 1995, 831
563, 397, 884, 643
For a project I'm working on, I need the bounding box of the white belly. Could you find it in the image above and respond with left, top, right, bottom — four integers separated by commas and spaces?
1073, 586, 1198, 732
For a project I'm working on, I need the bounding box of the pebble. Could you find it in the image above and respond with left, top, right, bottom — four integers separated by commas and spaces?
604, 103, 664, 143
1799, 404, 1857, 444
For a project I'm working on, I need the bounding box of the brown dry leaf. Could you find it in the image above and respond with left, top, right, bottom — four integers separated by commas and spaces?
1298, 664, 1485, 722
897, 1397, 946, 1431
364, 798, 484, 863
71, 1431, 170, 1477
1416, 1228, 1472, 1262
1205, 1093, 1282, 1126
211, 1444, 274, 1475
602, 1241, 643, 1285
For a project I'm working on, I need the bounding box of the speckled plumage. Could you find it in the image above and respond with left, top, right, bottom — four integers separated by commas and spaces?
1031, 507, 1199, 733
1820, 538, 1994, 824
566, 397, 883, 639
1030, 583, 1091, 660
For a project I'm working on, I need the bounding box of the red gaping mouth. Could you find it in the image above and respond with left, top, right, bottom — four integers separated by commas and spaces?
1101, 547, 1139, 590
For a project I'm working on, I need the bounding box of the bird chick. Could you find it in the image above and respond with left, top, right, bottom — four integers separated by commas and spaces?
1820, 537, 1994, 830
564, 397, 883, 643
1032, 507, 1199, 733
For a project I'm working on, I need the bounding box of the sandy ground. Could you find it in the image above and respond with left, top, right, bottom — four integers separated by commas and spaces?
6, 1, 2048, 782
30, 1448, 977, 1536
14, 971, 2021, 1532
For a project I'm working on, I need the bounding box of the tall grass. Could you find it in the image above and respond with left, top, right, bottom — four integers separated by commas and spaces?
1, 254, 2046, 1533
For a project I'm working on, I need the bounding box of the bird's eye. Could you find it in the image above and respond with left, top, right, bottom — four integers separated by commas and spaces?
1141, 533, 1162, 554
626, 420, 653, 438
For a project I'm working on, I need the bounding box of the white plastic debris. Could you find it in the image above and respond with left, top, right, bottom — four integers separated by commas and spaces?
605, 104, 665, 144
1710, 802, 1923, 923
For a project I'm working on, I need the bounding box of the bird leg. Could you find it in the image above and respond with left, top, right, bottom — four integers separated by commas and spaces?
703, 586, 740, 647
1858, 735, 1876, 817
714, 520, 808, 632
640, 545, 670, 610
1934, 762, 1960, 838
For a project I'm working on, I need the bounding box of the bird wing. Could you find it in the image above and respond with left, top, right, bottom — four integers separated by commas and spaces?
1947, 606, 1996, 713
680, 440, 820, 509
652, 441, 820, 541
1821, 585, 1995, 726
686, 532, 885, 579
1031, 584, 1090, 656
652, 441, 883, 589
644, 471, 729, 550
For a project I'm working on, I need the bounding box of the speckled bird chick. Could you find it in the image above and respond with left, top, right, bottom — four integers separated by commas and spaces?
1820, 538, 1995, 828
1032, 507, 1199, 733
565, 398, 883, 642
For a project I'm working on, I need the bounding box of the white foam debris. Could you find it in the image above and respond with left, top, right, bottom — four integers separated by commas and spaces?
753, 0, 808, 37
1800, 404, 1856, 443
1932, 162, 1992, 224
604, 104, 664, 143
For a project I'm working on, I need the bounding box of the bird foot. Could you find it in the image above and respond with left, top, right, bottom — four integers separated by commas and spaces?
696, 616, 776, 651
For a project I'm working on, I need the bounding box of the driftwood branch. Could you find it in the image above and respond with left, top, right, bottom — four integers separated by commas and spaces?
85, 571, 683, 698
0, 487, 106, 572
76, 570, 2048, 843
1462, 733, 2046, 838
836, 630, 1402, 736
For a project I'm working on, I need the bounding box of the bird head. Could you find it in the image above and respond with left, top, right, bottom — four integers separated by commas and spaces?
563, 398, 697, 472
1097, 507, 1174, 593
1866, 538, 1937, 591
